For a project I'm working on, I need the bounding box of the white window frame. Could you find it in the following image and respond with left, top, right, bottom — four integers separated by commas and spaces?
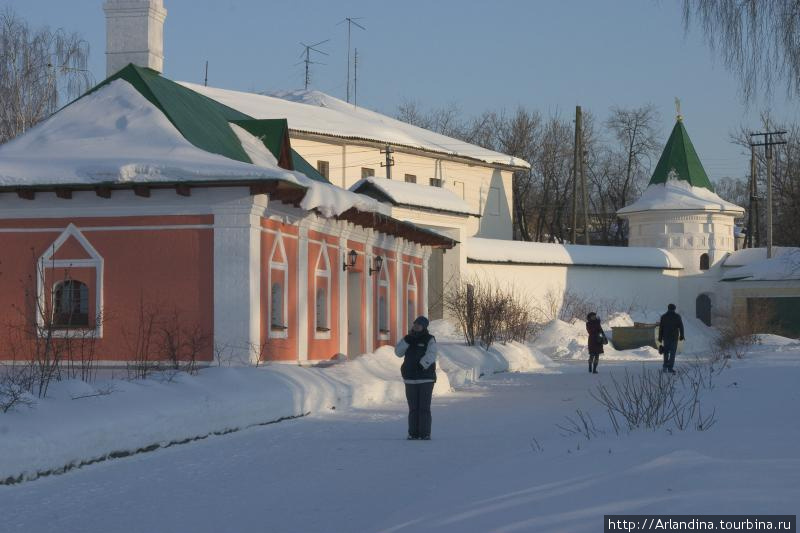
313, 245, 332, 339
37, 224, 103, 338
377, 262, 391, 340
406, 266, 418, 331
268, 233, 289, 339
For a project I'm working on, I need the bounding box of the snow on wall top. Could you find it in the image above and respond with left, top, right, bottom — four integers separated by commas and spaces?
617, 178, 745, 216
466, 237, 684, 269
722, 249, 800, 281
349, 176, 478, 216
0, 79, 388, 218
178, 83, 530, 169
723, 247, 800, 267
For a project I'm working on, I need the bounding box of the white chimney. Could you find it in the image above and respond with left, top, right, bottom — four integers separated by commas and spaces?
103, 0, 167, 77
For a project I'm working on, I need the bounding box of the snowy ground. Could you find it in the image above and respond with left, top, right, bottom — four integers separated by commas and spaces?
1, 319, 799, 532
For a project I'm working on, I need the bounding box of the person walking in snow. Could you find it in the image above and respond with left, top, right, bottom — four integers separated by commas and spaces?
658, 303, 685, 374
586, 312, 607, 374
395, 316, 438, 440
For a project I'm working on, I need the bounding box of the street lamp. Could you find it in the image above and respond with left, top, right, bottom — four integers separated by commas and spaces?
369, 255, 383, 276
343, 249, 358, 271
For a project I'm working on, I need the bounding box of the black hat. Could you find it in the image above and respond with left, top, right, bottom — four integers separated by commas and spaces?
668, 303, 676, 311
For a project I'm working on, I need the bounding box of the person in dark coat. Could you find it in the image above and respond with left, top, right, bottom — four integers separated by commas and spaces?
586, 312, 607, 374
658, 303, 685, 374
394, 316, 438, 440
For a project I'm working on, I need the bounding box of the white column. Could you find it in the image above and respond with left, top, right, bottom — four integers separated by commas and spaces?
297, 223, 309, 362
422, 247, 431, 318
395, 239, 404, 336
364, 234, 374, 354
338, 233, 349, 356
212, 192, 264, 364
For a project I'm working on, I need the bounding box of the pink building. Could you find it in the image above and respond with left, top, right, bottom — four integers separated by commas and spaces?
0, 65, 453, 365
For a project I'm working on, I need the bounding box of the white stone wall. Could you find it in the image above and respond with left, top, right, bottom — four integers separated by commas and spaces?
463, 261, 681, 318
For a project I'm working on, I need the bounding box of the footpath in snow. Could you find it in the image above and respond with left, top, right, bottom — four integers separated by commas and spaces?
1, 336, 798, 533
0, 320, 556, 484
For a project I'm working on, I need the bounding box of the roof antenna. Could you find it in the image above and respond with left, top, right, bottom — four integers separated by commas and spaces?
204, 60, 208, 86
337, 17, 366, 103
353, 48, 358, 107
296, 39, 330, 90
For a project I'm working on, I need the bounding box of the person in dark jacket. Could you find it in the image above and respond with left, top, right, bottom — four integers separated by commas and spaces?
394, 316, 438, 440
586, 312, 607, 374
658, 303, 685, 374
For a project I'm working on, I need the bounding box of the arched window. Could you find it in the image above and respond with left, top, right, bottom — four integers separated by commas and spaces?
406, 267, 418, 331
700, 253, 710, 271
377, 261, 390, 338
314, 246, 331, 337
53, 280, 89, 327
269, 234, 289, 338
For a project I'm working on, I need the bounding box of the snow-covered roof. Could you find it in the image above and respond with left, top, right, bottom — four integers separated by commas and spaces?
466, 238, 684, 269
722, 250, 800, 281
723, 247, 800, 267
349, 176, 478, 216
617, 178, 744, 216
0, 79, 391, 219
178, 84, 529, 169
0, 79, 300, 187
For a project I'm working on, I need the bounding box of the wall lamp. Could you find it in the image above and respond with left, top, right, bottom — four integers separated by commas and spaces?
369, 255, 384, 276
343, 249, 358, 271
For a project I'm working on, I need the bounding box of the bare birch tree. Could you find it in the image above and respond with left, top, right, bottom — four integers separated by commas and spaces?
682, 0, 800, 101
0, 9, 92, 145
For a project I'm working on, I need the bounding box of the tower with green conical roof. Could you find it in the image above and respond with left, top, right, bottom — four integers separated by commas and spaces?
648, 115, 714, 191
617, 106, 744, 286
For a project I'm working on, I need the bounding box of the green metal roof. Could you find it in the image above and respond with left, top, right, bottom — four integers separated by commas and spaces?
86, 64, 330, 183
649, 119, 714, 191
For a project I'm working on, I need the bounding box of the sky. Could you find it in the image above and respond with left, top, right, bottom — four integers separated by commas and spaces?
4, 0, 799, 182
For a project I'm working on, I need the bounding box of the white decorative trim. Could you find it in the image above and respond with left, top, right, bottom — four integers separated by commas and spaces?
406, 260, 418, 331
267, 232, 290, 340
377, 259, 391, 341
37, 224, 104, 338
297, 224, 309, 362
313, 243, 332, 340
364, 235, 374, 354
395, 239, 404, 337
337, 234, 349, 356
0, 224, 213, 233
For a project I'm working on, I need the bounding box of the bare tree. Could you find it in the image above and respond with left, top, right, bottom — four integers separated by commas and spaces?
603, 105, 662, 244
0, 9, 92, 145
683, 0, 800, 101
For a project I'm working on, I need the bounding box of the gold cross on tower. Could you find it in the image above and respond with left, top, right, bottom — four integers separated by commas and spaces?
675, 97, 683, 122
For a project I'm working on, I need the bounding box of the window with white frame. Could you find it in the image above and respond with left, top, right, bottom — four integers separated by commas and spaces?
268, 234, 289, 338
377, 262, 390, 337
406, 266, 418, 330
52, 279, 89, 327
314, 245, 331, 336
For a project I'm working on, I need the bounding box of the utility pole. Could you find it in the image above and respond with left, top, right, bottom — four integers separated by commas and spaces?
298, 40, 329, 91
581, 146, 589, 245
750, 129, 787, 258
338, 17, 365, 103
571, 106, 582, 244
748, 145, 757, 248
381, 145, 394, 179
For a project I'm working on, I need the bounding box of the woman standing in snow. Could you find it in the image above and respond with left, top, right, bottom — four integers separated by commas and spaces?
395, 316, 438, 440
586, 312, 607, 374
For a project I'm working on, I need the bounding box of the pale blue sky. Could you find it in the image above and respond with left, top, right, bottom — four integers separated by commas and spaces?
5, 0, 798, 182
